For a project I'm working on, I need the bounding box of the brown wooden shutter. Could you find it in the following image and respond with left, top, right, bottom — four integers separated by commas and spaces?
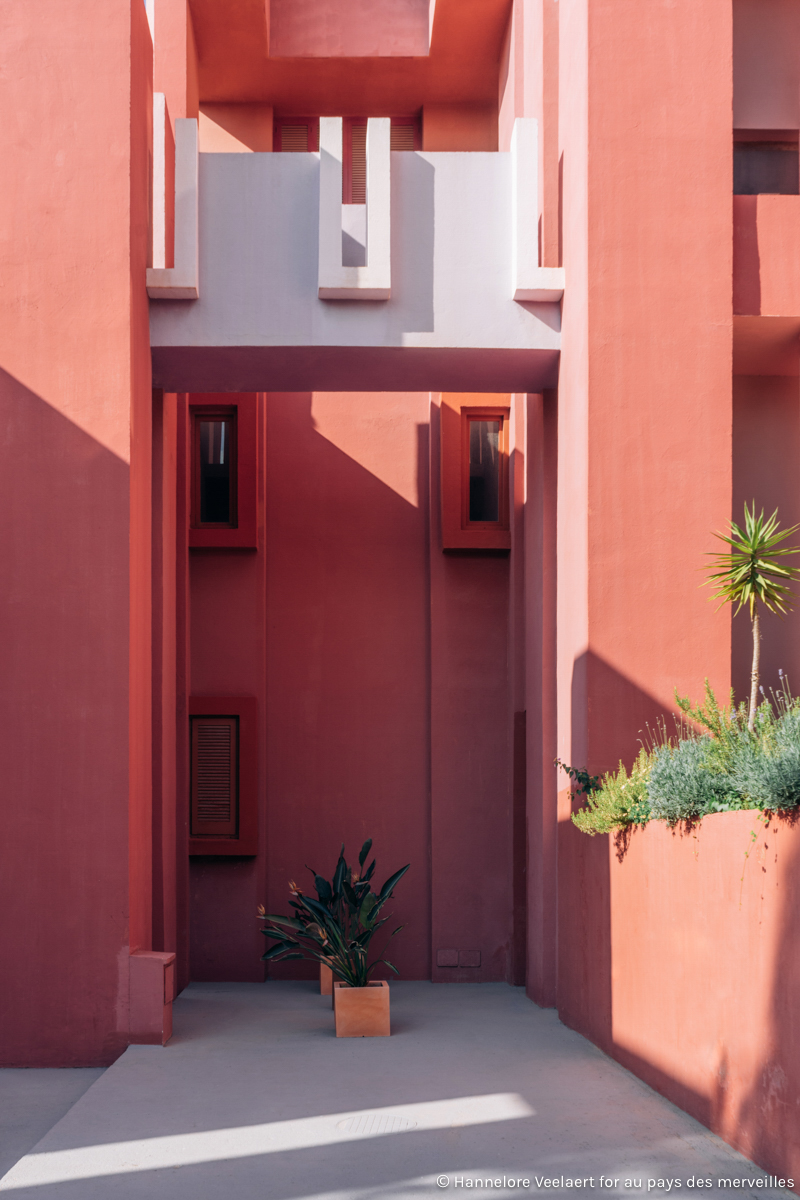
350, 123, 367, 203
280, 124, 309, 152
390, 123, 416, 151
191, 717, 238, 837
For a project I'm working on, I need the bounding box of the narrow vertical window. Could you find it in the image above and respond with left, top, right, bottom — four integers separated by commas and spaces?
192, 410, 237, 528
468, 419, 501, 522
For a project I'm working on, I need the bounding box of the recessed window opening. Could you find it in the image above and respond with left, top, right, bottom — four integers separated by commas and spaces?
192, 410, 237, 528
274, 117, 320, 153
734, 133, 799, 194
468, 419, 501, 523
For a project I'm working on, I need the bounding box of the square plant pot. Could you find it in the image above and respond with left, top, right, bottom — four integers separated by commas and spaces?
333, 980, 390, 1037
320, 964, 333, 996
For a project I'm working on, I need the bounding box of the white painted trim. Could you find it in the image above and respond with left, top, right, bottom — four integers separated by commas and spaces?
151, 93, 167, 270
318, 116, 391, 301
511, 117, 564, 302
147, 118, 199, 300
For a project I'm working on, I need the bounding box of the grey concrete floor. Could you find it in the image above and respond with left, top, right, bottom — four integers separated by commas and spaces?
0, 982, 792, 1199
0, 1068, 104, 1181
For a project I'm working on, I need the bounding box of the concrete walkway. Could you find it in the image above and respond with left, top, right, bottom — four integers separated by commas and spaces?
0, 983, 791, 1199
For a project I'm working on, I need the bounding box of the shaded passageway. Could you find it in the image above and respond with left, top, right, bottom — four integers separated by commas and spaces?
0, 984, 793, 1199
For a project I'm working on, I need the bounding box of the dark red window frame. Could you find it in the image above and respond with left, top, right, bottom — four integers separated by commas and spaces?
188, 393, 258, 550
191, 407, 238, 530
189, 696, 258, 856
440, 394, 511, 551
460, 407, 510, 532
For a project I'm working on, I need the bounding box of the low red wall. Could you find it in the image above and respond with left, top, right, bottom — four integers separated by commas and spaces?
559, 811, 800, 1190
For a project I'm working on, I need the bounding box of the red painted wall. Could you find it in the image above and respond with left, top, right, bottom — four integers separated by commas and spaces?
733, 376, 800, 701
555, 0, 733, 1044
186, 392, 515, 983
0, 0, 152, 1064
429, 398, 513, 982
188, 395, 267, 981
606, 813, 800, 1189
152, 392, 179, 970
264, 393, 432, 981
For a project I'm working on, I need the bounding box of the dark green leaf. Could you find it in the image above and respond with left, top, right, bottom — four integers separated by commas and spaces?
314, 875, 333, 903
332, 850, 347, 897
260, 914, 306, 931
296, 894, 333, 922
262, 942, 295, 960
358, 839, 373, 868
378, 864, 410, 901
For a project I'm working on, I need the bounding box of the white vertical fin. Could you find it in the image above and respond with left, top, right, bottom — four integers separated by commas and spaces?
511, 117, 564, 302
147, 118, 199, 300
151, 93, 167, 270
318, 116, 391, 300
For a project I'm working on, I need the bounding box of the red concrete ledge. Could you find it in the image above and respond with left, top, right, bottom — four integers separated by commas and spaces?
129, 951, 176, 1047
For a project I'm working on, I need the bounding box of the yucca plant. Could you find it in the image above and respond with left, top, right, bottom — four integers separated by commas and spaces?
703, 503, 800, 731
257, 840, 410, 987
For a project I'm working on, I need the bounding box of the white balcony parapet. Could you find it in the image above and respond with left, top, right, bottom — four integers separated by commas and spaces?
511, 118, 564, 303
147, 113, 199, 300
318, 116, 391, 300
150, 145, 562, 393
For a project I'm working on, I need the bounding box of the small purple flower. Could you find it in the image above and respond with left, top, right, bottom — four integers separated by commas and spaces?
779, 668, 784, 677
760, 686, 765, 696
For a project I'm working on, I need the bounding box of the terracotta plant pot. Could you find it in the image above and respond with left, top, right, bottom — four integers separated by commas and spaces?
333, 980, 390, 1037
320, 964, 333, 996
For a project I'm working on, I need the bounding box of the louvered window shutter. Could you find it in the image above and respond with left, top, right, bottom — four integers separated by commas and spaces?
390, 123, 417, 151
349, 123, 367, 203
191, 717, 238, 837
280, 124, 308, 152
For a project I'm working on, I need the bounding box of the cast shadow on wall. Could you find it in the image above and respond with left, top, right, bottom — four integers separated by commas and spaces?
189, 393, 434, 984
0, 366, 132, 1064
731, 816, 800, 1180
562, 647, 800, 1163
559, 650, 708, 1112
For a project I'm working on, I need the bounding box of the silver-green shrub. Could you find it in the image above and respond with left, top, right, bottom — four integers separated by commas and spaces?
565, 680, 800, 835
647, 736, 734, 824
730, 711, 800, 810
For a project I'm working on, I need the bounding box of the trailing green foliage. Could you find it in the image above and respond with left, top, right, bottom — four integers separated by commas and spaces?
562, 677, 800, 835
257, 840, 409, 987
569, 748, 652, 836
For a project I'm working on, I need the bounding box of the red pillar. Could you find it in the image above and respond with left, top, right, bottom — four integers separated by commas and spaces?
555, 0, 733, 1043
0, 0, 154, 1064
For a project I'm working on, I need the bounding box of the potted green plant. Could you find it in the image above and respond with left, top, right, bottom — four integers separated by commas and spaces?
257, 839, 409, 1037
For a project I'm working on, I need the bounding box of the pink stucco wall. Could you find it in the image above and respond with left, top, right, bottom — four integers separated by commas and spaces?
187, 392, 514, 984
606, 813, 800, 1189
555, 0, 734, 1064
0, 0, 153, 1064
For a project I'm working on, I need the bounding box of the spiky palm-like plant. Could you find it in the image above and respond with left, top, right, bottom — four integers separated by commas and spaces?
703, 503, 800, 731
